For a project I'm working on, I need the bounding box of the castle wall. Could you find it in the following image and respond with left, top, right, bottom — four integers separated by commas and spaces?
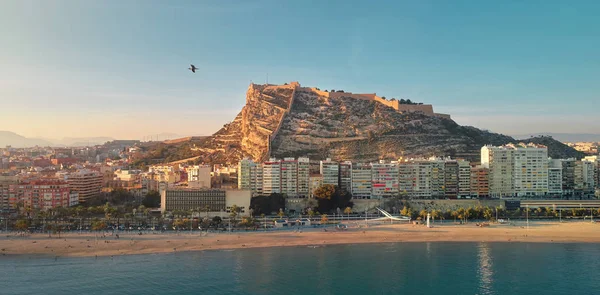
296, 84, 447, 118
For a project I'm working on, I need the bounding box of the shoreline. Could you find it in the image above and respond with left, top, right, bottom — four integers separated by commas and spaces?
1, 222, 599, 258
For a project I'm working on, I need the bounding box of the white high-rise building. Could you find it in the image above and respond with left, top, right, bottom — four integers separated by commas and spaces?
320, 158, 339, 186
351, 163, 372, 199
481, 143, 548, 198
297, 157, 310, 198
512, 145, 548, 197
371, 160, 399, 198
280, 158, 298, 197
414, 160, 432, 198
262, 158, 281, 194
548, 159, 563, 196
575, 160, 595, 196
187, 165, 211, 188
481, 145, 514, 198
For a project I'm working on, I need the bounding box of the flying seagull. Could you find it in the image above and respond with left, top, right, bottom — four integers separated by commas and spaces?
188, 64, 198, 73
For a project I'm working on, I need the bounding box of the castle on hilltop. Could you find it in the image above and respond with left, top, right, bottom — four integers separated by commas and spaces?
260, 81, 450, 119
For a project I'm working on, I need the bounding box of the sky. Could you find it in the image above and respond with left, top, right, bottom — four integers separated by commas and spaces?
1, 0, 599, 139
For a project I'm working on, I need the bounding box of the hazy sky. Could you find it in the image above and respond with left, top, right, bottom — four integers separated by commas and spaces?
1, 0, 599, 139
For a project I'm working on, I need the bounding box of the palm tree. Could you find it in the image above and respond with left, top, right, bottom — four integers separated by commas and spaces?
430, 210, 439, 223
451, 210, 459, 223
205, 205, 211, 219
483, 208, 494, 221
419, 210, 428, 221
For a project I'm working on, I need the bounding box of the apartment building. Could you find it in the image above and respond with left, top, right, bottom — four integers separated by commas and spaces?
320, 158, 339, 186
66, 169, 102, 203
371, 160, 399, 198
339, 161, 352, 194
351, 163, 372, 199
481, 145, 514, 198
297, 157, 310, 198
561, 159, 576, 196
457, 160, 471, 198
8, 180, 77, 210
511, 145, 548, 197
262, 159, 281, 195
280, 158, 298, 197
548, 159, 563, 196
470, 165, 489, 198
443, 160, 458, 199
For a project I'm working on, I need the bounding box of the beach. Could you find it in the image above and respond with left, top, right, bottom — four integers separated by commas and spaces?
1, 222, 599, 257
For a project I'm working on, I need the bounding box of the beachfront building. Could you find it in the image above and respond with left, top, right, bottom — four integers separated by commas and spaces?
398, 161, 417, 197
262, 158, 281, 195
160, 188, 251, 217
0, 175, 18, 211
297, 157, 310, 198
351, 163, 372, 199
339, 161, 352, 194
511, 144, 548, 197
280, 157, 298, 197
8, 180, 77, 210
561, 159, 576, 197
414, 160, 433, 198
66, 169, 103, 203
443, 160, 458, 199
186, 165, 211, 188
457, 160, 472, 198
482, 143, 549, 198
548, 159, 563, 197
481, 145, 514, 198
575, 160, 595, 196
430, 159, 445, 198
320, 158, 339, 186
583, 156, 600, 192
470, 165, 489, 198
371, 160, 399, 198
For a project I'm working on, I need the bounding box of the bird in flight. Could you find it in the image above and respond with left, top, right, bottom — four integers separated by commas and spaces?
188, 64, 198, 73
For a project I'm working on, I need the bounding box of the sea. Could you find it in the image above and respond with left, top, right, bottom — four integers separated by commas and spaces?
1, 242, 599, 295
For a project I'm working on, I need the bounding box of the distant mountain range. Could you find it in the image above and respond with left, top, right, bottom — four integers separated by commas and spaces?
0, 131, 115, 147
513, 133, 600, 143
0, 131, 195, 148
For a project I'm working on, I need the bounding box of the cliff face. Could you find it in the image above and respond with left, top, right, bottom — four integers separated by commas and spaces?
270, 88, 514, 161
240, 83, 295, 161
144, 82, 582, 165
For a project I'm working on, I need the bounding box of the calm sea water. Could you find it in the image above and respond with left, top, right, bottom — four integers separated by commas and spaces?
1, 242, 600, 295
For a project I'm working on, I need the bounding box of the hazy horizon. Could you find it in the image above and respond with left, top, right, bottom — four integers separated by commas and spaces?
2, 0, 599, 139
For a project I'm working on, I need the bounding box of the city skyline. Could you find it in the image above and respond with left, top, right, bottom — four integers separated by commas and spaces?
2, 1, 600, 139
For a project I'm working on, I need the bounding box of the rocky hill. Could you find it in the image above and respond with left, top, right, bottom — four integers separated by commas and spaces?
136, 82, 583, 165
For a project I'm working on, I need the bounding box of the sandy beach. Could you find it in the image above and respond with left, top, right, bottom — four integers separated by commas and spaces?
1, 222, 599, 257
